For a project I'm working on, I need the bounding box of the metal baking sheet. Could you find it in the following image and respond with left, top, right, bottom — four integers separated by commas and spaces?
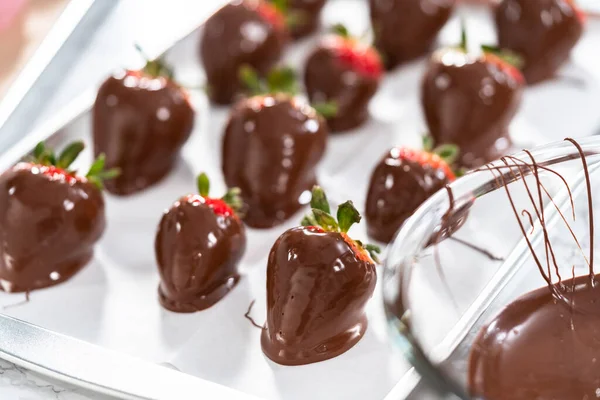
0, 1, 599, 399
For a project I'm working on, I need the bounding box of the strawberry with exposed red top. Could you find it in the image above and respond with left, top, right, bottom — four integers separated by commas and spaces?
366, 139, 458, 243
422, 29, 525, 168
495, 0, 585, 85
93, 47, 194, 196
0, 141, 117, 292
201, 0, 288, 105
262, 186, 379, 365
304, 24, 383, 132
155, 173, 246, 313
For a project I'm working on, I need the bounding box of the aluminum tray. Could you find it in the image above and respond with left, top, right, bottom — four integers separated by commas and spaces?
0, 1, 599, 399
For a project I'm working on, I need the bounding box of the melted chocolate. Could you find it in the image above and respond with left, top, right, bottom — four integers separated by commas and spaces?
366, 148, 449, 243
261, 226, 377, 365
155, 196, 246, 313
304, 40, 380, 132
0, 164, 105, 292
469, 274, 600, 400
469, 139, 598, 398
422, 49, 524, 168
222, 94, 328, 229
495, 0, 584, 85
369, 0, 455, 69
287, 0, 326, 39
93, 71, 194, 196
200, 1, 288, 105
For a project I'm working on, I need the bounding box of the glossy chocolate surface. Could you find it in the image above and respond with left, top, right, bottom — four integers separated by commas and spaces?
288, 0, 326, 39
93, 72, 194, 196
495, 0, 584, 85
369, 0, 455, 69
201, 0, 288, 105
469, 274, 600, 400
155, 196, 246, 313
366, 148, 449, 243
304, 41, 380, 132
261, 227, 377, 365
422, 50, 523, 168
0, 164, 105, 292
222, 95, 328, 229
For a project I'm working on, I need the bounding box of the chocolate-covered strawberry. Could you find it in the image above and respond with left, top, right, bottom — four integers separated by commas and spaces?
262, 186, 379, 365
155, 173, 246, 313
366, 140, 457, 243
223, 66, 328, 228
422, 41, 524, 168
200, 0, 288, 105
276, 0, 327, 39
369, 0, 455, 69
495, 0, 585, 85
0, 141, 116, 292
304, 24, 382, 132
93, 50, 194, 196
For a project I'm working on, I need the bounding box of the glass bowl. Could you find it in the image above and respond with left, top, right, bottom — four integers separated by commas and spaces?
383, 136, 600, 399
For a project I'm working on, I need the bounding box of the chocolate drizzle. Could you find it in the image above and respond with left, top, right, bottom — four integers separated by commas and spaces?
468, 139, 600, 399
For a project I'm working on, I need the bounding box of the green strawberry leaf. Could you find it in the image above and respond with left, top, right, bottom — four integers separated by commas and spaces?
222, 187, 244, 213
197, 172, 210, 197
312, 101, 338, 119
56, 141, 85, 169
310, 186, 331, 214
337, 200, 361, 233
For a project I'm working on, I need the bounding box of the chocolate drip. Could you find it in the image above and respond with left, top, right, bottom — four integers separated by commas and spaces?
448, 237, 503, 261
222, 95, 327, 228
261, 227, 376, 365
0, 165, 105, 292
200, 1, 287, 105
495, 0, 584, 85
244, 299, 265, 329
155, 196, 246, 312
469, 139, 599, 399
304, 42, 380, 132
422, 49, 524, 168
93, 72, 194, 196
369, 0, 455, 69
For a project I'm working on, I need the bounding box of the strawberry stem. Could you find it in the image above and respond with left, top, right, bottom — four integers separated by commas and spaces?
312, 101, 338, 119
331, 23, 350, 38
134, 43, 174, 80
197, 172, 210, 197
481, 45, 524, 70
239, 64, 299, 96
459, 18, 468, 52
86, 153, 120, 190
270, 0, 287, 14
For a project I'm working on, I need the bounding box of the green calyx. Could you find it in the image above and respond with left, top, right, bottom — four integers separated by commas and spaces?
268, 0, 308, 29
301, 186, 381, 263
331, 23, 351, 38
134, 44, 174, 80
422, 136, 460, 166
196, 172, 243, 213
481, 45, 524, 70
312, 101, 338, 119
458, 18, 468, 52
33, 141, 120, 189
238, 64, 299, 97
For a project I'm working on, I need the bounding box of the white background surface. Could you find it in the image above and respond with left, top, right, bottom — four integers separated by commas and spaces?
1, 0, 600, 399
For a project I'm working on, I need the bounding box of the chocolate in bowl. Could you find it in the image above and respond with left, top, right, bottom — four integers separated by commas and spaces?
382, 138, 600, 398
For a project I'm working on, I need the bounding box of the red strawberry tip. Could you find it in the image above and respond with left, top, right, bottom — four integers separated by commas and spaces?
326, 35, 383, 79
480, 45, 525, 84
395, 142, 457, 182
195, 172, 243, 217
301, 186, 380, 263
257, 0, 286, 31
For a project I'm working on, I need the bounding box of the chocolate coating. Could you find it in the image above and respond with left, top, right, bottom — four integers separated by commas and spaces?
155, 196, 246, 313
469, 274, 600, 400
261, 227, 377, 365
93, 72, 194, 196
200, 1, 288, 105
288, 0, 326, 39
0, 165, 105, 292
304, 41, 380, 132
366, 148, 449, 243
222, 95, 328, 228
369, 0, 455, 69
422, 50, 523, 168
495, 0, 584, 85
